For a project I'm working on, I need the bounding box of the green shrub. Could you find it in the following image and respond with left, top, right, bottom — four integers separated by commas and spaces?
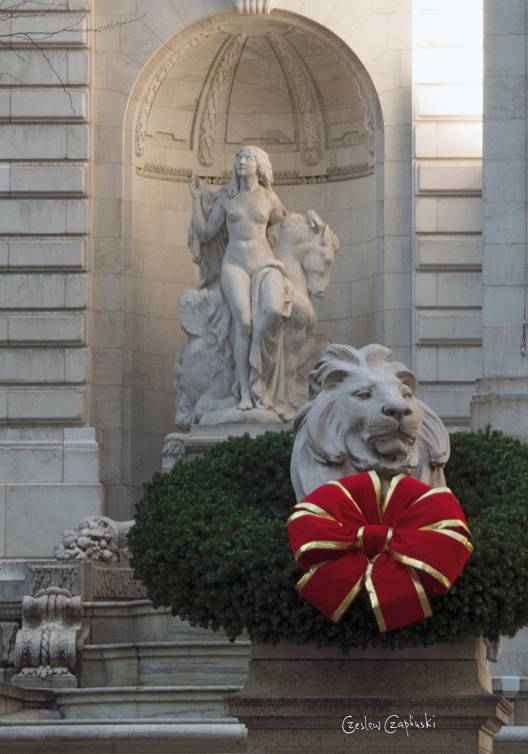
128, 427, 528, 650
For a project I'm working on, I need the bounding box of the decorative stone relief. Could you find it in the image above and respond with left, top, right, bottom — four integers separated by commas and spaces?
352, 76, 376, 157
267, 33, 321, 166
138, 163, 372, 185
92, 567, 148, 601
0, 623, 17, 661
12, 588, 84, 688
198, 34, 247, 167
173, 147, 339, 430
29, 565, 80, 596
135, 27, 221, 156
162, 433, 187, 471
296, 28, 376, 157
137, 21, 373, 185
55, 516, 134, 563
234, 0, 274, 13
291, 344, 451, 500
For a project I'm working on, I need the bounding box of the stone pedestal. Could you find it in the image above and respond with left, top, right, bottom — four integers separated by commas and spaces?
228, 638, 511, 754
471, 378, 528, 442
0, 427, 103, 558
162, 423, 292, 471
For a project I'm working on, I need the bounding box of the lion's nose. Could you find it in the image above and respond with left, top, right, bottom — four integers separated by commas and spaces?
382, 401, 412, 420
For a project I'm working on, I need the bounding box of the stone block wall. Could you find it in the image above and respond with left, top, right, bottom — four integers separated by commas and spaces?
470, 0, 528, 438
412, 0, 484, 431
0, 0, 494, 531
0, 1, 102, 557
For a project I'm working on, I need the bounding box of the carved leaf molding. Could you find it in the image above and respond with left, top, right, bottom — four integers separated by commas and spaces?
267, 32, 321, 167
198, 34, 247, 167
135, 27, 222, 157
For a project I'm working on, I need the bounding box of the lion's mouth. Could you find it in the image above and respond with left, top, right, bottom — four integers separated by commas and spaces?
367, 430, 416, 458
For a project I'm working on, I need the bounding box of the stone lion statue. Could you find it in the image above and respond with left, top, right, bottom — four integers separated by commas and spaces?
291, 343, 450, 500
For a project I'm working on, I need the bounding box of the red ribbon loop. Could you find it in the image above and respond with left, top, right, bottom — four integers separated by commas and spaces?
288, 471, 472, 633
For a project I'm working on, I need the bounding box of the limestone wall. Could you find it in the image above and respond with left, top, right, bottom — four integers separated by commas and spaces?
470, 0, 528, 438
412, 0, 484, 431
0, 1, 103, 558
0, 0, 492, 537
0, 2, 91, 427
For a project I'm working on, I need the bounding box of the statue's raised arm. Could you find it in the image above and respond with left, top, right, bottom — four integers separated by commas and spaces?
187, 173, 228, 289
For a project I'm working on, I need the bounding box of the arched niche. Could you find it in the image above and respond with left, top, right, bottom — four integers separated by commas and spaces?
122, 10, 383, 492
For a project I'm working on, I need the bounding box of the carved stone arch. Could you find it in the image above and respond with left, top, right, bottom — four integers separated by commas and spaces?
131, 12, 382, 182
121, 9, 385, 501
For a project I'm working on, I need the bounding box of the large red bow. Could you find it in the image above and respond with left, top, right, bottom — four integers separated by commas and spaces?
288, 471, 472, 632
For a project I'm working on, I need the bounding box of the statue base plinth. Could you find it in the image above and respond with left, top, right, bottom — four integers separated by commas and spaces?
162, 423, 292, 471
199, 405, 286, 426
227, 638, 512, 754
12, 672, 78, 689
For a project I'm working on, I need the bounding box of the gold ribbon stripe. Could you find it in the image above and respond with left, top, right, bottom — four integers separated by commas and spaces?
325, 480, 364, 517
367, 470, 383, 515
389, 551, 452, 590
288, 502, 341, 524
427, 527, 473, 553
330, 575, 364, 623
419, 518, 470, 534
411, 487, 452, 506
364, 556, 387, 632
407, 566, 433, 619
294, 540, 358, 561
380, 473, 406, 519
295, 561, 331, 592
356, 525, 364, 551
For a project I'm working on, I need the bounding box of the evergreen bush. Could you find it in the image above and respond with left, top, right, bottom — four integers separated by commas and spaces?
129, 427, 528, 649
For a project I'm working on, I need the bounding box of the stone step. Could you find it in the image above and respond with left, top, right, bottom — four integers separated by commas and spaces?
83, 641, 250, 688
495, 727, 528, 753
84, 602, 245, 646
0, 720, 247, 754
54, 686, 242, 720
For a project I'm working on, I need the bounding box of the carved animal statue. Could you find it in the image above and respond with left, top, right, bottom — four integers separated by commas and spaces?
269, 211, 339, 411
173, 210, 338, 428
291, 343, 450, 500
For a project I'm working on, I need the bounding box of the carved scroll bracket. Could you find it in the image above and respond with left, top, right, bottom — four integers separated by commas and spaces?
12, 588, 85, 688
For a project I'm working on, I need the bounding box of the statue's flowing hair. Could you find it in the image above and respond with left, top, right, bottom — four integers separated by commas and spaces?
225, 146, 274, 198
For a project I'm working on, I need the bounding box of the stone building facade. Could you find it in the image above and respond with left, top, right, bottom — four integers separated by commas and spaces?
0, 0, 527, 749
0, 0, 497, 560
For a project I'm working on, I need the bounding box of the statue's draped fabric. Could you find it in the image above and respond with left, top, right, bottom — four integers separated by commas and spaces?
288, 471, 472, 632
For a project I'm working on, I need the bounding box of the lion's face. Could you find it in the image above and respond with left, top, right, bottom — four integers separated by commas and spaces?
292, 344, 450, 499
335, 365, 421, 471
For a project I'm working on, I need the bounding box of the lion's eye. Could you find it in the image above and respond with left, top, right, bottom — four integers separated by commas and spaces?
353, 391, 372, 399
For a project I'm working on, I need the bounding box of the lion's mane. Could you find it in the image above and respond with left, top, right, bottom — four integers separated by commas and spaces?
291, 344, 450, 500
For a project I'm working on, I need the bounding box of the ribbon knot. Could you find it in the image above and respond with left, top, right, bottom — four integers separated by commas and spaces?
288, 471, 472, 633
360, 524, 392, 558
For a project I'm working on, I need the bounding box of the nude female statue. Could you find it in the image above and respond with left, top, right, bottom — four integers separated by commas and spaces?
189, 146, 286, 410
